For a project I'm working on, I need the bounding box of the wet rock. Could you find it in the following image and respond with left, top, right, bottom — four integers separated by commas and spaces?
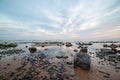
0, 75, 5, 80
116, 64, 120, 69
39, 53, 46, 59
41, 45, 44, 47
25, 46, 28, 48
29, 47, 37, 53
110, 44, 118, 49
56, 55, 68, 59
101, 48, 117, 54
9, 72, 15, 77
50, 73, 57, 79
69, 72, 75, 77
66, 42, 72, 47
80, 47, 88, 53
0, 49, 25, 55
103, 44, 109, 47
63, 56, 68, 59
7, 63, 11, 66
67, 61, 73, 65
45, 48, 48, 50
74, 49, 78, 52
0, 43, 17, 49
109, 62, 116, 66
74, 52, 91, 70
56, 56, 63, 59
99, 70, 110, 78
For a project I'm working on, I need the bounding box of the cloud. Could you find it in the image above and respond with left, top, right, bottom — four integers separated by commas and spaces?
0, 0, 120, 40
43, 10, 63, 24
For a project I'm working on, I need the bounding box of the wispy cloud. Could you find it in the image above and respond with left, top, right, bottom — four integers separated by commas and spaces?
0, 0, 120, 40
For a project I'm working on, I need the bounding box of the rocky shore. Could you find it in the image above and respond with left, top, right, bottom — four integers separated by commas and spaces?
0, 42, 120, 80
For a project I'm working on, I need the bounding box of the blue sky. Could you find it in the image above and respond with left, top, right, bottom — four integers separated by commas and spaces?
0, 0, 120, 41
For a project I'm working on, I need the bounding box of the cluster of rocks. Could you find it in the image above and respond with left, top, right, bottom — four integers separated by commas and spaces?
0, 49, 25, 55
96, 44, 120, 59
1, 52, 74, 80
96, 44, 120, 73
103, 44, 120, 48
77, 42, 93, 46
103, 44, 120, 53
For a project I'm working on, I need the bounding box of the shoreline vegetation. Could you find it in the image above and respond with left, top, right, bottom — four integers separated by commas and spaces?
0, 41, 120, 80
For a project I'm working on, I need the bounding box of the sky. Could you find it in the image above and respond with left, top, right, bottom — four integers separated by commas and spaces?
0, 0, 120, 41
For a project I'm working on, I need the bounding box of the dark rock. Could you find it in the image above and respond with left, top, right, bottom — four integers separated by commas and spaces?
74, 49, 78, 52
25, 46, 28, 48
69, 72, 75, 77
50, 73, 57, 79
66, 42, 72, 47
42, 45, 44, 47
110, 44, 118, 49
9, 72, 15, 77
29, 47, 37, 53
0, 43, 17, 49
7, 63, 10, 66
56, 56, 63, 59
67, 61, 73, 65
103, 44, 109, 47
116, 64, 120, 69
99, 70, 110, 78
74, 52, 91, 70
63, 56, 68, 59
39, 53, 46, 59
100, 48, 117, 54
80, 47, 88, 53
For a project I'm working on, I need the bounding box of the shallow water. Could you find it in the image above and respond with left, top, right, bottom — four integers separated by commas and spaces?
0, 42, 120, 80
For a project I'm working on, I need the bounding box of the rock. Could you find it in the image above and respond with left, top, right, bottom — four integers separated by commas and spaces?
103, 44, 109, 47
50, 73, 57, 79
116, 64, 120, 69
39, 53, 46, 59
0, 43, 17, 49
67, 61, 73, 65
101, 48, 117, 54
56, 56, 63, 59
110, 44, 118, 49
7, 63, 11, 66
9, 72, 15, 77
99, 70, 110, 78
74, 52, 91, 70
74, 49, 78, 52
56, 55, 68, 59
69, 72, 75, 77
41, 45, 44, 47
63, 56, 68, 59
44, 48, 48, 50
80, 47, 88, 53
29, 47, 37, 53
25, 46, 28, 48
66, 42, 72, 47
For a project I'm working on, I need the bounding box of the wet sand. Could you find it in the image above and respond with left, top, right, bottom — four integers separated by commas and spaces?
0, 42, 120, 80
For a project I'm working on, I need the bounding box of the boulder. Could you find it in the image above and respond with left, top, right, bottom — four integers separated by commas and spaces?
74, 52, 91, 70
